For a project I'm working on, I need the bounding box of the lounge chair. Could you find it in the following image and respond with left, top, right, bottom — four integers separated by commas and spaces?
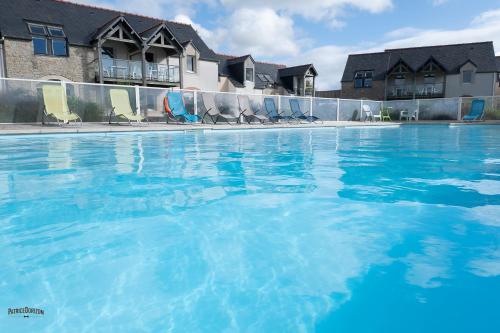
362, 104, 374, 122
237, 95, 268, 124
200, 93, 238, 124
263, 98, 293, 123
109, 88, 145, 125
380, 107, 392, 122
289, 98, 319, 122
399, 108, 418, 121
463, 99, 485, 121
42, 84, 82, 126
164, 91, 200, 123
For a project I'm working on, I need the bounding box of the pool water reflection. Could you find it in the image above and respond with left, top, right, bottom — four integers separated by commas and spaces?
0, 125, 499, 332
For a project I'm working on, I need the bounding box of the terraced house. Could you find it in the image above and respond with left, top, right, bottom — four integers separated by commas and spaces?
341, 42, 499, 100
0, 0, 318, 96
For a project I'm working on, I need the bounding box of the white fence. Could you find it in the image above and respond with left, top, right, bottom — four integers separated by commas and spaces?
0, 77, 499, 123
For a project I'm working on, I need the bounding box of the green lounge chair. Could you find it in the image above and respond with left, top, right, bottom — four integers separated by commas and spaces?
381, 107, 392, 122
42, 84, 82, 125
109, 89, 146, 124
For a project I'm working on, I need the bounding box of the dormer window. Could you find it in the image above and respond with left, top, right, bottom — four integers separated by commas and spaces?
354, 71, 373, 88
27, 23, 67, 57
463, 70, 473, 84
245, 68, 254, 82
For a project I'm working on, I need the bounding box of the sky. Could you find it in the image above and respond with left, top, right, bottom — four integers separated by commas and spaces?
73, 0, 500, 90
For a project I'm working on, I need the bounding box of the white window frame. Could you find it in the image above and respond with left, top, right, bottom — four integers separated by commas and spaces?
186, 55, 196, 73
245, 67, 254, 82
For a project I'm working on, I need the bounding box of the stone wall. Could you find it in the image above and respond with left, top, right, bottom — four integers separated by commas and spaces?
4, 39, 96, 82
341, 80, 385, 100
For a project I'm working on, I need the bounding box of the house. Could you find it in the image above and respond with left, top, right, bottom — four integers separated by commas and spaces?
341, 42, 498, 100
0, 0, 220, 91
216, 54, 318, 96
496, 56, 500, 96
0, 0, 318, 96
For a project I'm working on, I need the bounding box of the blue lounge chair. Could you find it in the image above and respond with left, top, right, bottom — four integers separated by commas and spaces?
289, 98, 319, 122
263, 98, 293, 123
463, 99, 485, 122
164, 91, 200, 123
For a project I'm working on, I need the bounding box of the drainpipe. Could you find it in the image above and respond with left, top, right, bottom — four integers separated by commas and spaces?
97, 40, 104, 84
178, 50, 184, 89
0, 37, 6, 79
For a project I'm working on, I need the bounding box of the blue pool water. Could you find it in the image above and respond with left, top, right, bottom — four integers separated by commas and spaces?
0, 125, 499, 332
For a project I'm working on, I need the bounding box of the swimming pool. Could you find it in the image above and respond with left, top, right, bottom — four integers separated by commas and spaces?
1, 125, 499, 332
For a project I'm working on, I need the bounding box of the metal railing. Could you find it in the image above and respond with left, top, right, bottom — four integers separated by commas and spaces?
0, 77, 499, 124
100, 59, 180, 83
387, 83, 444, 99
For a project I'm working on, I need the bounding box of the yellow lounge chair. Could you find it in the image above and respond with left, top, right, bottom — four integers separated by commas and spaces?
109, 89, 146, 125
42, 84, 82, 125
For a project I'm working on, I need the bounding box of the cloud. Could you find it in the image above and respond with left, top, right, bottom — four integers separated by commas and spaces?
173, 14, 227, 50
221, 0, 394, 25
224, 8, 300, 57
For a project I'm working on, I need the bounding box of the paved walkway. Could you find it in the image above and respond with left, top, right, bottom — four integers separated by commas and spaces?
0, 121, 498, 136
0, 121, 400, 135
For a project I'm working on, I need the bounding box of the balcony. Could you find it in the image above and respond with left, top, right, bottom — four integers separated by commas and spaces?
387, 83, 444, 100
99, 59, 180, 85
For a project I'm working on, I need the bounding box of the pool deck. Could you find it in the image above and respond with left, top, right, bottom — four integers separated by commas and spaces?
0, 121, 498, 135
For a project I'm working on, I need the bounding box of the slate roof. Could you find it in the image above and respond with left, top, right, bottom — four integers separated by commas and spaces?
496, 56, 500, 72
278, 64, 317, 77
226, 55, 254, 65
216, 53, 289, 90
342, 42, 497, 82
0, 0, 218, 61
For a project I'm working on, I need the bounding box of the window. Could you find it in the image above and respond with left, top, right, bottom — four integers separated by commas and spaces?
52, 39, 67, 56
257, 73, 267, 82
47, 27, 65, 37
27, 23, 67, 56
28, 24, 46, 35
424, 74, 435, 84
32, 37, 48, 55
264, 74, 273, 83
363, 71, 373, 88
463, 70, 473, 84
245, 68, 254, 82
354, 71, 373, 88
186, 55, 196, 72
395, 74, 406, 86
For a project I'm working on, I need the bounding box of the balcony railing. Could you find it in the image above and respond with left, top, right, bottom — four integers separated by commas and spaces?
100, 59, 180, 84
387, 83, 444, 99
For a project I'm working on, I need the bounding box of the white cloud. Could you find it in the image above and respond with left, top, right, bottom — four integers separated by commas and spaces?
221, 0, 393, 25
224, 8, 299, 57
173, 14, 227, 50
